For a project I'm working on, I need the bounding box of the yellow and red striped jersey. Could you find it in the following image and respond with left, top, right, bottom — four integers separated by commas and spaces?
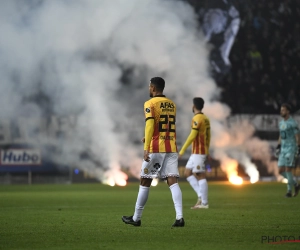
191, 113, 210, 154
144, 95, 177, 153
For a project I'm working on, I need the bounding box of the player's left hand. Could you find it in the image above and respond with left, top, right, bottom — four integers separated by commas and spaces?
275, 144, 281, 158
144, 150, 150, 162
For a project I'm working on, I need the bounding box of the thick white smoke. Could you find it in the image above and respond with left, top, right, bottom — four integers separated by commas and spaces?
0, 0, 275, 184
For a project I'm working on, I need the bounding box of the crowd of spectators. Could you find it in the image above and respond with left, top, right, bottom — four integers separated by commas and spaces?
218, 0, 300, 114
185, 0, 300, 114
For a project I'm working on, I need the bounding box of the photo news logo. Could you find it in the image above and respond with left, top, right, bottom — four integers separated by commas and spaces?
262, 236, 300, 244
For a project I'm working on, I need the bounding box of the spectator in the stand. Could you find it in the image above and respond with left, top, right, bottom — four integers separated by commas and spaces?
252, 11, 266, 32
247, 44, 263, 69
257, 74, 271, 97
278, 0, 292, 15
263, 92, 279, 113
293, 23, 300, 44
287, 89, 298, 111
275, 92, 285, 107
272, 30, 282, 47
275, 80, 285, 97
281, 34, 293, 53
267, 2, 280, 27
279, 0, 293, 29
246, 85, 259, 113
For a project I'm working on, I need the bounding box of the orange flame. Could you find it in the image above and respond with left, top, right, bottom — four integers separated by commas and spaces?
229, 175, 243, 185
103, 169, 128, 186
220, 158, 244, 185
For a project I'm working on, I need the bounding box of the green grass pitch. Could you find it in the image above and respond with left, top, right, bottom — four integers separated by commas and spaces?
1, 181, 300, 250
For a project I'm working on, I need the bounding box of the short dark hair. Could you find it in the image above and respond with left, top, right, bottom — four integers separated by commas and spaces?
193, 97, 204, 110
150, 77, 165, 92
281, 103, 292, 112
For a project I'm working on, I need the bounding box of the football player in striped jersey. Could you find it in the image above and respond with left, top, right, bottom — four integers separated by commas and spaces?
122, 77, 184, 227
179, 97, 211, 209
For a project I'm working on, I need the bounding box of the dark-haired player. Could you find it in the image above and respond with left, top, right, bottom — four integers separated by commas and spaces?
179, 97, 211, 209
276, 103, 300, 197
122, 77, 184, 227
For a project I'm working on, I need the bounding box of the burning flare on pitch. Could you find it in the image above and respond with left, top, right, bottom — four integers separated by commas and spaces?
229, 175, 243, 185
220, 157, 244, 185
102, 168, 128, 186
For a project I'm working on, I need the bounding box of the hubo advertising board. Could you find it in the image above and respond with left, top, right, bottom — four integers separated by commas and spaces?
0, 148, 41, 166
0, 116, 76, 173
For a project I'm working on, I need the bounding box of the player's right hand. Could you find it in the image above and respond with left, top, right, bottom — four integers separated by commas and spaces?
143, 150, 150, 162
141, 137, 145, 143
275, 144, 281, 158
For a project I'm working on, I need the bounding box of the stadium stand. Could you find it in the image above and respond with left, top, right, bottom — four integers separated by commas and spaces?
186, 0, 300, 114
